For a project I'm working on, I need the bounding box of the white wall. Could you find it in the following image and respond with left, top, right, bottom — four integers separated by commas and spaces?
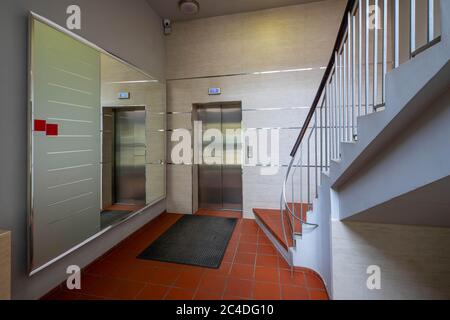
165, 0, 346, 218
332, 220, 450, 300
0, 0, 166, 300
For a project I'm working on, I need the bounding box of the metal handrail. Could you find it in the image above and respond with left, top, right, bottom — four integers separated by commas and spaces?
280, 0, 442, 252
290, 0, 357, 158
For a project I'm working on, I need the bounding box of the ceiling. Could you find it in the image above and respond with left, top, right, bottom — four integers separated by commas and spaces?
146, 0, 324, 22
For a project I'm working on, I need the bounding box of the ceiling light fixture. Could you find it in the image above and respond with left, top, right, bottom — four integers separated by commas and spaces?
179, 0, 200, 15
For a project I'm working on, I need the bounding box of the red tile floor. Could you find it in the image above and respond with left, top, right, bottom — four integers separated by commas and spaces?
43, 210, 328, 300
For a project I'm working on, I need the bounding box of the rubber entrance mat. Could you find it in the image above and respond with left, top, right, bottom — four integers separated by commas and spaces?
137, 215, 238, 268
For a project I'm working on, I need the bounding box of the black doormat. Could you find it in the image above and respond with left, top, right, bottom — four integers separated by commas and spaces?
137, 215, 238, 269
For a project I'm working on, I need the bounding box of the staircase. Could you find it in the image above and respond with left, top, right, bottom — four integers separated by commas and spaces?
253, 0, 449, 295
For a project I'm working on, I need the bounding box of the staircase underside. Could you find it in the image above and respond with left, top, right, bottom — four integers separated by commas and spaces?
253, 203, 310, 250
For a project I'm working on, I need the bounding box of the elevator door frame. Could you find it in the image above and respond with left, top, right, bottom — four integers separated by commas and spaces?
193, 101, 243, 212
102, 106, 147, 207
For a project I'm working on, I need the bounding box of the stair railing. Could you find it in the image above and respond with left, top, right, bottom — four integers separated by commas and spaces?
281, 0, 442, 249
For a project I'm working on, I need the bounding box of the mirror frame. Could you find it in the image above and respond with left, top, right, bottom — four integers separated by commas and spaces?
27, 12, 166, 276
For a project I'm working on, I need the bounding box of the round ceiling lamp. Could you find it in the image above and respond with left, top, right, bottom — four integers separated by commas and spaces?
179, 0, 200, 15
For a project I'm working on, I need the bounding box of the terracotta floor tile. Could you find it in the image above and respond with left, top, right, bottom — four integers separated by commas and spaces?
193, 291, 222, 300
165, 287, 195, 300
240, 234, 258, 243
84, 259, 117, 277
41, 211, 328, 301
258, 234, 271, 245
257, 244, 277, 256
255, 255, 278, 268
198, 275, 228, 294
230, 263, 255, 280
222, 294, 246, 300
278, 256, 291, 269
205, 262, 232, 277
237, 242, 258, 254
279, 269, 306, 287
123, 264, 158, 283
306, 274, 326, 290
226, 242, 238, 253
223, 250, 236, 263
255, 266, 279, 283
309, 289, 329, 300
253, 282, 281, 300
281, 285, 309, 300
224, 278, 254, 299
174, 269, 205, 289
110, 279, 146, 300
147, 268, 181, 286
135, 284, 169, 300
79, 274, 119, 298
241, 224, 259, 235
234, 253, 256, 266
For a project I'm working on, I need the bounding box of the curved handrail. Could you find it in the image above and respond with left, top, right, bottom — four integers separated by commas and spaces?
280, 0, 442, 253
280, 0, 356, 248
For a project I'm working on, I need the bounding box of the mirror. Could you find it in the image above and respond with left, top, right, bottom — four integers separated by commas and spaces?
28, 14, 166, 274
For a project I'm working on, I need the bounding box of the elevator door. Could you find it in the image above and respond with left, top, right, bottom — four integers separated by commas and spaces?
114, 109, 146, 205
197, 103, 242, 211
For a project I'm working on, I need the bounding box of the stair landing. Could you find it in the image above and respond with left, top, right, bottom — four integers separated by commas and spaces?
253, 203, 310, 250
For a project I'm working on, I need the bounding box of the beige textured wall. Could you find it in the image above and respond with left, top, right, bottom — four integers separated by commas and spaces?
332, 221, 450, 300
165, 0, 346, 217
0, 230, 11, 300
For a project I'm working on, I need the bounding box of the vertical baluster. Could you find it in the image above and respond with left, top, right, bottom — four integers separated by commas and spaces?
307, 130, 310, 205
326, 83, 329, 169
345, 13, 353, 141
315, 112, 318, 198
339, 52, 343, 156
330, 75, 334, 160
373, 0, 379, 111
352, 12, 356, 140
320, 97, 323, 174
365, 0, 370, 114
333, 72, 337, 161
329, 80, 333, 161
299, 144, 303, 214
334, 53, 339, 160
410, 0, 416, 56
358, 0, 363, 118
343, 42, 347, 142
382, 0, 388, 104
428, 0, 434, 42
394, 0, 400, 68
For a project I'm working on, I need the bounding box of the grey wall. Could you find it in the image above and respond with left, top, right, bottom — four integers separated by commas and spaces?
0, 0, 166, 300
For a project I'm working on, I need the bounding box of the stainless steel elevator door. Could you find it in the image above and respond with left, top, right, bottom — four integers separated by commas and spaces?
114, 109, 146, 205
197, 103, 243, 211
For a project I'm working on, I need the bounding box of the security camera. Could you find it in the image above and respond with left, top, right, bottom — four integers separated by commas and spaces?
163, 19, 172, 35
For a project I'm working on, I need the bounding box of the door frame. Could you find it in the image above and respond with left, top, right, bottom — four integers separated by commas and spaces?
191, 101, 244, 213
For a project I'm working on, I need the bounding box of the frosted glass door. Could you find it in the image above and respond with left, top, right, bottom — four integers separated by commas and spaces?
30, 19, 101, 271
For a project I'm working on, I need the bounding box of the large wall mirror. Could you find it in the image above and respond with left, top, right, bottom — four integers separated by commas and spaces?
28, 13, 166, 275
